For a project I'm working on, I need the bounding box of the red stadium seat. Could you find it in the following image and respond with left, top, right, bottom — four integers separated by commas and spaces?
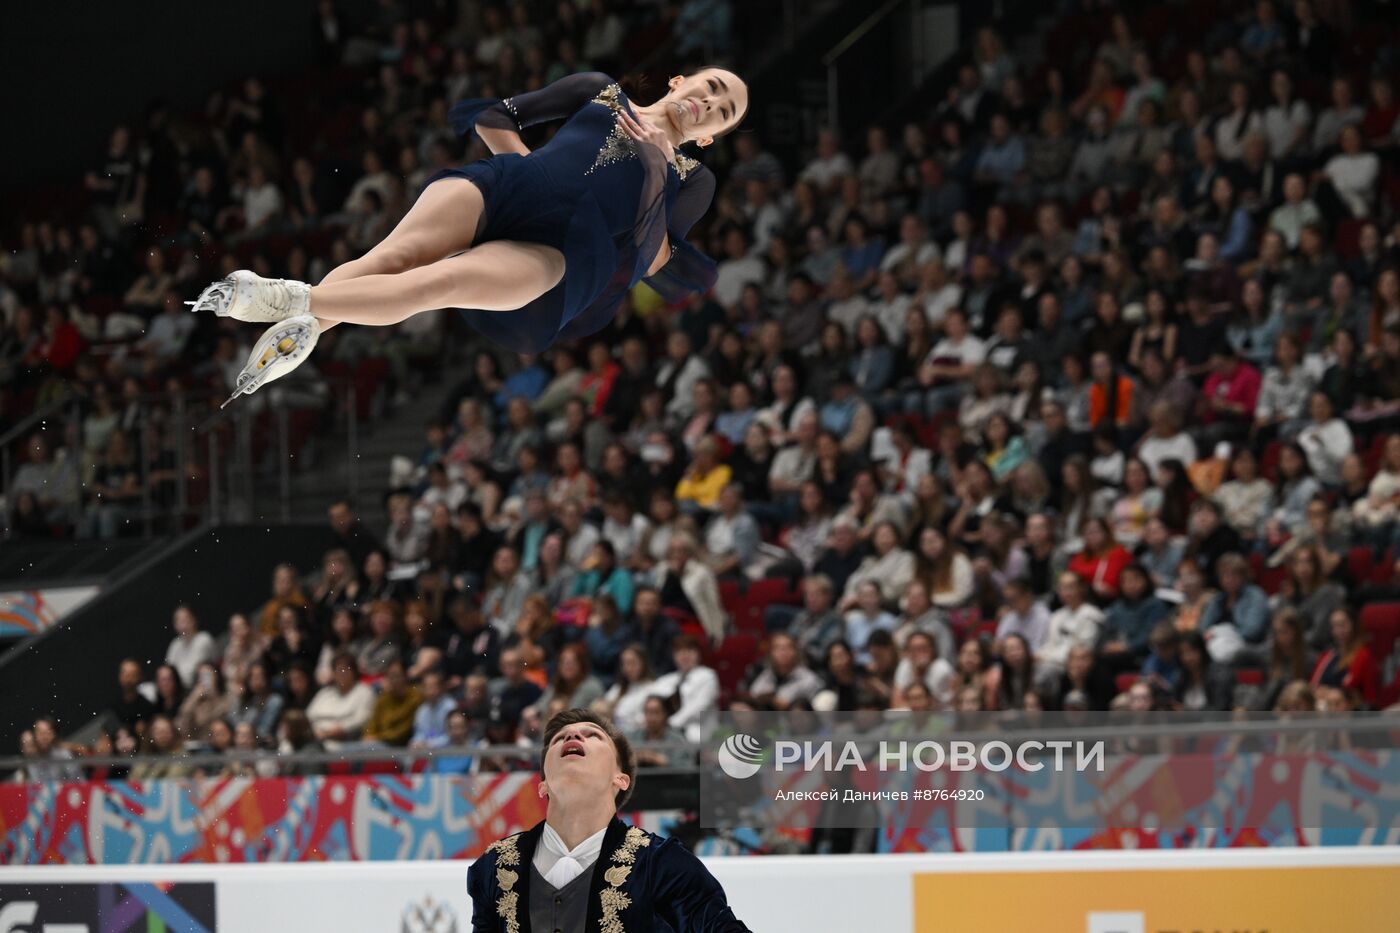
1361, 603, 1400, 660
1347, 548, 1375, 586
1374, 551, 1397, 585
747, 578, 799, 612
1235, 669, 1265, 686
711, 633, 760, 700
1114, 673, 1140, 694
1260, 441, 1282, 482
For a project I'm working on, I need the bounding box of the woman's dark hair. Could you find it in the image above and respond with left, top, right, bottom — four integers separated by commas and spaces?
1156, 458, 1192, 531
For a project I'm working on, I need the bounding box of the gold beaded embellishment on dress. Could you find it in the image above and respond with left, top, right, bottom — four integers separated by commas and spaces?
672, 153, 700, 180
585, 83, 637, 176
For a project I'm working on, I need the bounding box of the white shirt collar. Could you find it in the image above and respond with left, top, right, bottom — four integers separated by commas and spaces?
534, 821, 609, 876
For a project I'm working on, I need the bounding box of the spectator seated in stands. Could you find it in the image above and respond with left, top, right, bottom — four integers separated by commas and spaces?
306, 652, 376, 747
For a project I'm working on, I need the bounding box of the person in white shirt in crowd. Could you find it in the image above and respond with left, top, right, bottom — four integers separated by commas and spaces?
1312, 76, 1364, 152
1322, 124, 1379, 218
648, 634, 720, 742
745, 633, 824, 709
650, 533, 728, 645
165, 604, 217, 688
600, 645, 656, 734
914, 258, 963, 328
995, 577, 1051, 653
871, 269, 915, 343
600, 493, 650, 567
306, 651, 377, 747
1267, 173, 1322, 250
741, 179, 785, 254
841, 520, 915, 607
1296, 391, 1354, 487
799, 127, 855, 193
1262, 68, 1311, 161
1036, 572, 1105, 688
1137, 401, 1198, 475
892, 629, 955, 708
823, 268, 871, 336
711, 227, 766, 310
703, 483, 760, 578
918, 307, 986, 415
656, 330, 712, 421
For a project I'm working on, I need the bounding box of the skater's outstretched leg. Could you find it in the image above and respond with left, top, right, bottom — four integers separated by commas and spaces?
308, 239, 565, 325
312, 177, 485, 331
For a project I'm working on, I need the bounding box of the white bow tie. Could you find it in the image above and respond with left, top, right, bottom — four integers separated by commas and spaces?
543, 854, 586, 889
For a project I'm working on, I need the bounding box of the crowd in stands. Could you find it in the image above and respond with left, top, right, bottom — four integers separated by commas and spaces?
10, 0, 1400, 779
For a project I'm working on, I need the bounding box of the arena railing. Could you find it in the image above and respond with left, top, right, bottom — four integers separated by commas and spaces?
3, 711, 1394, 781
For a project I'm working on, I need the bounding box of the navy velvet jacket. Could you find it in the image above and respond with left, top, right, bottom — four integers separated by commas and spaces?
467, 817, 750, 933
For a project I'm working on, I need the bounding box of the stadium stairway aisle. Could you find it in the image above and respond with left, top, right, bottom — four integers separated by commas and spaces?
282, 356, 469, 526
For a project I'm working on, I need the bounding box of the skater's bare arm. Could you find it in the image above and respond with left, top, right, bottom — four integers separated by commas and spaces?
647, 233, 672, 276
477, 127, 531, 157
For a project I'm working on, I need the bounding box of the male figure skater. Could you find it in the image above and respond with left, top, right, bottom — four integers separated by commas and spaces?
468, 708, 749, 931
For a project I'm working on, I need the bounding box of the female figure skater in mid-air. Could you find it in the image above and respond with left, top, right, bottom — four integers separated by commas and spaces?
190, 69, 747, 406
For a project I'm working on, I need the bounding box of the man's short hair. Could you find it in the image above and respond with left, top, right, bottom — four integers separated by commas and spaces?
540, 708, 637, 810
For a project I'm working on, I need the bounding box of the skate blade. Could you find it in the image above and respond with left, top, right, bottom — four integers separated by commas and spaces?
189, 279, 236, 315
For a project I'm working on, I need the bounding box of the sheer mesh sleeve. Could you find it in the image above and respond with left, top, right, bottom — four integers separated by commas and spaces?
447, 71, 613, 137
643, 163, 719, 301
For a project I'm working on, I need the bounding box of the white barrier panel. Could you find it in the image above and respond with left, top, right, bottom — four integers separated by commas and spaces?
3, 847, 1400, 931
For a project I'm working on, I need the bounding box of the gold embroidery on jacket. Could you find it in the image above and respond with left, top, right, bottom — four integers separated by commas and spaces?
599, 826, 652, 932
489, 835, 522, 933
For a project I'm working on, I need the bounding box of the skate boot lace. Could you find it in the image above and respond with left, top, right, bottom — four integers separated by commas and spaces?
262, 278, 297, 313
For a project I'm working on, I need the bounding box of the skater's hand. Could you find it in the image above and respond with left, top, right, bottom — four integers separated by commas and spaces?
619, 110, 671, 156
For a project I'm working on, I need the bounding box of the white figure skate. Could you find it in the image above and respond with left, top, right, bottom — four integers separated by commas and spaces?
188, 270, 311, 323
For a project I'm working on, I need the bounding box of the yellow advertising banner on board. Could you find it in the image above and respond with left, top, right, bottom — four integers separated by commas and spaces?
914, 864, 1400, 933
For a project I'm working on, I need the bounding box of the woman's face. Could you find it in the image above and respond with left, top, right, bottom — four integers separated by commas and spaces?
660, 68, 748, 143
1180, 640, 1202, 670
559, 651, 581, 681
1293, 549, 1317, 583
1329, 611, 1353, 647
620, 649, 643, 684
1178, 565, 1203, 597
873, 524, 897, 554
986, 416, 1008, 447
1001, 636, 1026, 666
957, 640, 981, 673
920, 528, 943, 560
333, 612, 355, 642
799, 483, 823, 515
157, 668, 177, 696
857, 583, 882, 614
827, 643, 852, 675
1084, 521, 1107, 552
248, 664, 269, 694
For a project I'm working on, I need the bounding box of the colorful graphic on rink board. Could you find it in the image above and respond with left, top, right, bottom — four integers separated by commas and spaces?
4, 747, 1400, 865
914, 865, 1400, 933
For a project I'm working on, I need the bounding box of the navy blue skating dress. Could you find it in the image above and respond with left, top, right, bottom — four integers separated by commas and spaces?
427, 71, 718, 355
